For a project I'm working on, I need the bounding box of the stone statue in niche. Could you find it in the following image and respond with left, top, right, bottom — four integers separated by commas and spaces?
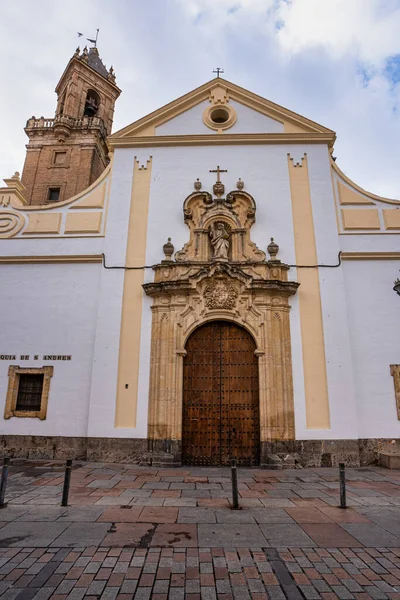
209, 221, 230, 260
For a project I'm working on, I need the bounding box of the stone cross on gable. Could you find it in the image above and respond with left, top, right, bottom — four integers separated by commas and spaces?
209, 166, 227, 183
213, 67, 224, 78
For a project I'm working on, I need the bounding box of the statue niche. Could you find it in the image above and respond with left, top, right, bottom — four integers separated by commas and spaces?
209, 221, 230, 261
174, 184, 266, 264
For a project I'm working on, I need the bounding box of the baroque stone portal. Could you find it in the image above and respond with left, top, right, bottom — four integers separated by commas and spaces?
143, 173, 299, 466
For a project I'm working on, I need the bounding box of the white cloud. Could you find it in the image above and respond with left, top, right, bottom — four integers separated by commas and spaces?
276, 0, 400, 65
0, 0, 399, 198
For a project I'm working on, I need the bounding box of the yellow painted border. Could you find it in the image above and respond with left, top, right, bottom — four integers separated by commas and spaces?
0, 255, 103, 264
341, 252, 400, 260
109, 132, 334, 149
115, 157, 153, 428
288, 154, 330, 429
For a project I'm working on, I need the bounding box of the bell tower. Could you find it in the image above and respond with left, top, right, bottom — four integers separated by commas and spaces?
21, 46, 121, 205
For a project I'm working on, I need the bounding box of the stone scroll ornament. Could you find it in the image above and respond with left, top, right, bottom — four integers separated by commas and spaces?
204, 279, 237, 309
209, 221, 230, 259
0, 211, 25, 238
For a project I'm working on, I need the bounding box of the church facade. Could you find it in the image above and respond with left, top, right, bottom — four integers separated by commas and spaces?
1, 49, 399, 467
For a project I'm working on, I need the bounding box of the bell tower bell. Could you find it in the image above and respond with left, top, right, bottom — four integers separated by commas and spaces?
21, 46, 121, 205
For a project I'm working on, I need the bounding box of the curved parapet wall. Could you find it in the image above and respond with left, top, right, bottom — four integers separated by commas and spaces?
331, 161, 400, 234
0, 162, 112, 238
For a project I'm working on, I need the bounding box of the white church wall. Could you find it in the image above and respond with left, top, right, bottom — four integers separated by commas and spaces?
228, 100, 284, 134
156, 101, 213, 136
343, 258, 400, 439
0, 263, 101, 437
86, 148, 140, 438
303, 145, 359, 440
155, 100, 284, 136
0, 237, 105, 258
141, 142, 306, 440
340, 234, 400, 255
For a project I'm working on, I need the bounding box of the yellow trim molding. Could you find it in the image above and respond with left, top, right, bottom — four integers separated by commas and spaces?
332, 161, 400, 206
4, 365, 53, 420
383, 209, 400, 230
22, 213, 62, 235
341, 252, 400, 260
73, 181, 106, 209
65, 211, 103, 234
109, 132, 334, 149
115, 157, 153, 428
288, 153, 330, 430
338, 181, 374, 205
202, 104, 237, 132
390, 365, 400, 421
341, 209, 380, 230
0, 255, 103, 264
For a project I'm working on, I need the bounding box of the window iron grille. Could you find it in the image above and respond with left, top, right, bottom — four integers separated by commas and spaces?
16, 374, 44, 412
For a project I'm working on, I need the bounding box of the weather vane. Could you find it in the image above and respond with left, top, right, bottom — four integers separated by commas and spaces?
77, 28, 99, 48
213, 67, 224, 78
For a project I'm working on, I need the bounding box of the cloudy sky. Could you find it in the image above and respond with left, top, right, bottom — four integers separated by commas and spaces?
1, 0, 400, 197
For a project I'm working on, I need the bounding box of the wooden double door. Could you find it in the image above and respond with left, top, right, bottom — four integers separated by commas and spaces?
182, 321, 260, 466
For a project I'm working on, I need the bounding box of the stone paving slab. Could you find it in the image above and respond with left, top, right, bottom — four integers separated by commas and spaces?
0, 522, 68, 547
2, 462, 400, 596
260, 523, 316, 547
150, 524, 198, 547
341, 523, 400, 548
102, 523, 155, 547
49, 523, 110, 548
198, 523, 267, 547
301, 523, 362, 547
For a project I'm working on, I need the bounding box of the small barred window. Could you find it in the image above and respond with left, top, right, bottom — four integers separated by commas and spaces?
15, 374, 44, 412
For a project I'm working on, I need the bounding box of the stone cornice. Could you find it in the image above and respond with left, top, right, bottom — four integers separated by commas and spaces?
250, 280, 300, 296
108, 131, 335, 149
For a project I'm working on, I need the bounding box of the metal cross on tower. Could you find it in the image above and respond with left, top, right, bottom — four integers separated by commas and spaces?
209, 166, 228, 182
213, 67, 224, 78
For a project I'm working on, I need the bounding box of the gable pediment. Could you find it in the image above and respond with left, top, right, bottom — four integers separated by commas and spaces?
109, 78, 335, 146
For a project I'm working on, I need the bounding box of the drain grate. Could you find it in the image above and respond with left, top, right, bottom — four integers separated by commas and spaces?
264, 548, 304, 600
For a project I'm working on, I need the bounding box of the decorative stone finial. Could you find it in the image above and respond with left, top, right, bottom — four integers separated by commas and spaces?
213, 181, 225, 198
194, 178, 202, 191
74, 46, 80, 57
108, 65, 116, 81
162, 237, 174, 262
236, 178, 244, 191
11, 172, 20, 180
210, 165, 227, 199
267, 237, 279, 259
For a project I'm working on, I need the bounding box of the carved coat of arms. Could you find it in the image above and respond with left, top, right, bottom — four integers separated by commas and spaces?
204, 280, 237, 309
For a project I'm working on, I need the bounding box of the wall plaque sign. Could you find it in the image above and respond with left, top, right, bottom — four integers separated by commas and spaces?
0, 354, 72, 361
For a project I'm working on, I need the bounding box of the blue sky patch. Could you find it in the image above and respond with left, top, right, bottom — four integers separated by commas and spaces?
385, 55, 400, 85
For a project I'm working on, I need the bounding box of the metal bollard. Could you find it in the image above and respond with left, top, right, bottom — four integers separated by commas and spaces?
0, 457, 10, 509
339, 462, 347, 509
61, 459, 73, 507
231, 458, 240, 510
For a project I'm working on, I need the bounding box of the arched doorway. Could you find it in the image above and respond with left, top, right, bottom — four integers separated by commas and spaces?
182, 321, 260, 466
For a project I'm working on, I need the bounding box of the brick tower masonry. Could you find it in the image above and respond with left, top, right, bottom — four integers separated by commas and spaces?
21, 46, 121, 205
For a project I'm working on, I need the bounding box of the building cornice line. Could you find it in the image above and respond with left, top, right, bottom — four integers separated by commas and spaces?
0, 255, 103, 264
340, 252, 400, 260
108, 132, 335, 149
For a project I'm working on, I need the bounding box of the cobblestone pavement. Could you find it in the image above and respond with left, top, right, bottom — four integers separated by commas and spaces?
0, 461, 400, 598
